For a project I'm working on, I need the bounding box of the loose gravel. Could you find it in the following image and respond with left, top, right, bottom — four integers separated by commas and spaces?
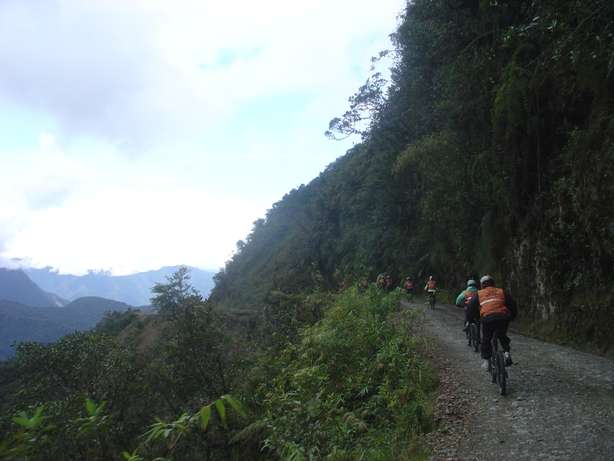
404, 300, 614, 461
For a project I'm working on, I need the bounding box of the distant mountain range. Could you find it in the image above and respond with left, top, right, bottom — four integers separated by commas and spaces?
0, 296, 134, 359
25, 266, 215, 306
0, 268, 65, 307
0, 266, 215, 360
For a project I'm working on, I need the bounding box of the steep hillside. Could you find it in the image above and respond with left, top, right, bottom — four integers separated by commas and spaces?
0, 268, 64, 307
26, 266, 215, 305
0, 296, 135, 359
212, 0, 614, 352
0, 300, 69, 359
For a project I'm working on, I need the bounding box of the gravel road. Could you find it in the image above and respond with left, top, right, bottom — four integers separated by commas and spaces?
404, 300, 614, 461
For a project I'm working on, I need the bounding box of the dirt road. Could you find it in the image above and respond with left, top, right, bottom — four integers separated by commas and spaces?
405, 300, 614, 461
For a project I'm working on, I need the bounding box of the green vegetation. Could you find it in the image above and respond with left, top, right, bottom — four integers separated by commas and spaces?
0, 269, 242, 460
1, 274, 433, 460
3, 0, 614, 459
255, 287, 434, 460
213, 0, 614, 352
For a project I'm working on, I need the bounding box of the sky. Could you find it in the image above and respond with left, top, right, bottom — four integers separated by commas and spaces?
0, 0, 404, 275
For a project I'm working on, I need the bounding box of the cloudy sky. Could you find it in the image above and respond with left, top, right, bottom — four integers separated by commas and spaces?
0, 0, 404, 275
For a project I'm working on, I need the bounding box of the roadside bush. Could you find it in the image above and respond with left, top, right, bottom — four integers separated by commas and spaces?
259, 287, 434, 460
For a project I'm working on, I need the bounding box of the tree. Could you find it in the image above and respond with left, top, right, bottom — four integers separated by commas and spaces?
151, 266, 202, 320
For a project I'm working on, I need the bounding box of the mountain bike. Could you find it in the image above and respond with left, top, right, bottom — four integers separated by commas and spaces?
468, 321, 480, 353
489, 330, 508, 396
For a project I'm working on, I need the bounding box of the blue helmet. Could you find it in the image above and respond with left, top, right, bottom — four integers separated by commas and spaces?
467, 279, 477, 287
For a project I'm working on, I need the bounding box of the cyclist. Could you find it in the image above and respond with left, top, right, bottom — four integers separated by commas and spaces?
456, 279, 479, 333
403, 276, 415, 294
384, 274, 394, 291
402, 276, 415, 301
424, 275, 437, 291
424, 275, 437, 306
467, 275, 517, 369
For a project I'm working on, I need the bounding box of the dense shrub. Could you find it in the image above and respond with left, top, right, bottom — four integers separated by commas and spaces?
257, 287, 434, 460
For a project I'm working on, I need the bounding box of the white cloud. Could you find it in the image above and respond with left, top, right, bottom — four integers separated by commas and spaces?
7, 184, 265, 275
0, 0, 404, 274
1, 138, 269, 274
0, 0, 402, 147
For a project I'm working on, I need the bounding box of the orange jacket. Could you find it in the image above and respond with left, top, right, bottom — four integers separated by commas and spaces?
477, 287, 510, 318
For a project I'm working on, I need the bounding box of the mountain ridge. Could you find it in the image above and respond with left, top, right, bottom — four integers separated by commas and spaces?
24, 265, 215, 305
0, 295, 136, 360
0, 268, 64, 307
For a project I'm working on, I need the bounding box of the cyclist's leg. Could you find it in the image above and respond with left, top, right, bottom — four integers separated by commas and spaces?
481, 319, 495, 360
463, 306, 471, 330
496, 319, 513, 365
498, 320, 511, 352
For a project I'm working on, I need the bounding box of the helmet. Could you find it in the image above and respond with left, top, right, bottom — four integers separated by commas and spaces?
480, 275, 494, 286
467, 279, 477, 287
428, 275, 433, 280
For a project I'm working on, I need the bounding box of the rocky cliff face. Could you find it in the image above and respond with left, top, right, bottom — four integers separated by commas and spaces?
508, 209, 614, 355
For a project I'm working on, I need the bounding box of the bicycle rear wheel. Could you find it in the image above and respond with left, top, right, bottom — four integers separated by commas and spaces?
490, 332, 498, 384
490, 357, 497, 383
496, 351, 507, 395
470, 324, 479, 353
